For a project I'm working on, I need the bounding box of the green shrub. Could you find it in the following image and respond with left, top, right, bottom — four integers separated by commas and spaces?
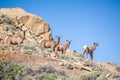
22, 43, 39, 54
79, 71, 101, 80
38, 64, 56, 74
97, 74, 107, 80
57, 53, 75, 62
45, 73, 57, 80
97, 67, 110, 76
83, 60, 102, 71
57, 77, 67, 80
0, 60, 26, 79
56, 77, 78, 80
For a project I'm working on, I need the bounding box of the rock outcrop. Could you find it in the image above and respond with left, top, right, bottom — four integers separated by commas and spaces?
0, 8, 52, 53
0, 8, 52, 41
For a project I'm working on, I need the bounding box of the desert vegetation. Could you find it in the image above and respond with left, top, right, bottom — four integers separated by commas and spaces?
0, 60, 73, 80
0, 60, 26, 80
1, 58, 120, 80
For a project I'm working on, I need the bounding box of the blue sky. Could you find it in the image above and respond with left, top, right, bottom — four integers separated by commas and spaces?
0, 0, 120, 64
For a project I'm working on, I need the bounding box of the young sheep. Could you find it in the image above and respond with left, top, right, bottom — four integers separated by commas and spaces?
6, 29, 26, 53
83, 42, 99, 59
54, 40, 72, 56
40, 36, 61, 53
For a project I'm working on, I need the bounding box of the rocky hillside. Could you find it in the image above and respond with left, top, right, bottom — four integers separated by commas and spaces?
0, 8, 52, 40
0, 50, 120, 80
0, 8, 120, 80
0, 8, 53, 54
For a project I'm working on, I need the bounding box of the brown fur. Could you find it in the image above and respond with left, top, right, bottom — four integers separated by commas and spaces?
55, 40, 72, 55
83, 42, 99, 59
6, 30, 26, 53
40, 36, 61, 53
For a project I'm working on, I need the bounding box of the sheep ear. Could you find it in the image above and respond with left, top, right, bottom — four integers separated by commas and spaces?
94, 42, 95, 44
66, 40, 68, 42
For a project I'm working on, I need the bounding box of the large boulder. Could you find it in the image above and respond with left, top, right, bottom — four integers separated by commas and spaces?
0, 8, 52, 40
0, 8, 52, 53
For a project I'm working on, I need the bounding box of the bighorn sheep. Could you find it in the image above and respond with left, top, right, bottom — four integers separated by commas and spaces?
6, 29, 26, 53
83, 42, 99, 59
54, 40, 72, 55
40, 36, 61, 53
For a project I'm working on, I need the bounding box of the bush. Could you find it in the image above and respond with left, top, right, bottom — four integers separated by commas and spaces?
6, 25, 16, 31
98, 67, 110, 76
58, 70, 66, 76
1, 15, 14, 25
56, 77, 78, 80
0, 60, 26, 80
106, 62, 117, 66
79, 71, 101, 80
0, 60, 69, 80
37, 65, 56, 74
57, 52, 75, 63
97, 74, 107, 80
22, 43, 39, 54
83, 60, 101, 71
112, 73, 120, 79
45, 73, 57, 80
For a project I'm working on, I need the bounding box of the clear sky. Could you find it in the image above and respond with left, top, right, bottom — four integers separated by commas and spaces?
0, 0, 120, 64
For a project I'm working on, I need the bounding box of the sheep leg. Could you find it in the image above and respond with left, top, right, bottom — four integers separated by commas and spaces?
83, 51, 85, 57
90, 53, 93, 59
52, 46, 55, 52
62, 49, 66, 54
86, 53, 88, 59
61, 50, 64, 54
54, 52, 59, 59
85, 50, 89, 59
54, 48, 58, 58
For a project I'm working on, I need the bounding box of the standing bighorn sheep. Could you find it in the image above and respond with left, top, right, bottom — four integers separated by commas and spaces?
54, 40, 72, 56
40, 36, 61, 53
83, 42, 99, 59
5, 29, 26, 53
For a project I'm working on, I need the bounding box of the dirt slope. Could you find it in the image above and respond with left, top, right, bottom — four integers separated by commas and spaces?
0, 50, 88, 77
0, 50, 120, 79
